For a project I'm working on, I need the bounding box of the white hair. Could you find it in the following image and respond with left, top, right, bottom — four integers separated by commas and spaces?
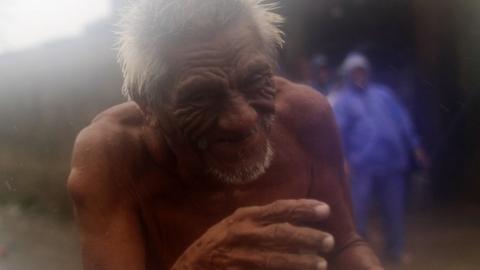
116, 0, 284, 108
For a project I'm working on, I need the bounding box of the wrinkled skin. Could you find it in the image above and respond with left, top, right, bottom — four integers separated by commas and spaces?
68, 21, 383, 270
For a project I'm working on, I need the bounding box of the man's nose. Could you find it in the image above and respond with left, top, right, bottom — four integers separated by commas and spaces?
217, 96, 258, 133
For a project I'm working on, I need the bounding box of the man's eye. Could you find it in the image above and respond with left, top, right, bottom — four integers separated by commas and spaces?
179, 92, 210, 105
245, 74, 270, 89
245, 74, 268, 88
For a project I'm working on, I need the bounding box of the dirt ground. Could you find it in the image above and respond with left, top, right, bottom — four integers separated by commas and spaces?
0, 206, 81, 270
371, 203, 480, 270
0, 203, 479, 270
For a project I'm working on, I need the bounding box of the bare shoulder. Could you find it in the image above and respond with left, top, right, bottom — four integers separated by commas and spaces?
73, 102, 145, 167
273, 77, 340, 160
274, 77, 330, 106
67, 102, 146, 206
91, 101, 146, 127
274, 77, 334, 134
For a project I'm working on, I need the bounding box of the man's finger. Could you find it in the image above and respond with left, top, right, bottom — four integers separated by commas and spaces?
228, 250, 328, 270
232, 222, 335, 253
252, 199, 330, 224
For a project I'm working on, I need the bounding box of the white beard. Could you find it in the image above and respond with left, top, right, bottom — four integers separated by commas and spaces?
207, 140, 274, 185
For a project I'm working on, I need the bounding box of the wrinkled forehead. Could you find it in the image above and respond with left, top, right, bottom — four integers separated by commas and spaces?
167, 21, 271, 81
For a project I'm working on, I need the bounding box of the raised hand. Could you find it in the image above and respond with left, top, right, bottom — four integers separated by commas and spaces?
171, 199, 334, 270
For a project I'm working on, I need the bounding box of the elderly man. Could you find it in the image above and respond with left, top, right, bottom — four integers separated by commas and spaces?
68, 1, 382, 269
331, 53, 427, 264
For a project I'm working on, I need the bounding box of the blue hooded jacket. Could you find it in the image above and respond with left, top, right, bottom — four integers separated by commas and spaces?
330, 54, 420, 174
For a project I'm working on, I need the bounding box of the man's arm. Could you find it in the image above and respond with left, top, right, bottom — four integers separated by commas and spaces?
383, 89, 429, 168
312, 104, 382, 270
68, 125, 146, 270
280, 82, 383, 270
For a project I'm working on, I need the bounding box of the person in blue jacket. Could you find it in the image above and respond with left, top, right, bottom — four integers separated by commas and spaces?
330, 52, 428, 264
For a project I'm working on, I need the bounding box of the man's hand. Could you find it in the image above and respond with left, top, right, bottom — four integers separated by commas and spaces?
171, 199, 334, 270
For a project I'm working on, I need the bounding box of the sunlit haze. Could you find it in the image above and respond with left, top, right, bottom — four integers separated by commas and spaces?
0, 0, 111, 54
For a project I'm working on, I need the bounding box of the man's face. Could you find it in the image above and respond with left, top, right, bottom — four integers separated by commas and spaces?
351, 67, 368, 89
161, 24, 276, 184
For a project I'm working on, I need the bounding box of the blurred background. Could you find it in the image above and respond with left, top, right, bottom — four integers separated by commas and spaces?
0, 0, 479, 269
